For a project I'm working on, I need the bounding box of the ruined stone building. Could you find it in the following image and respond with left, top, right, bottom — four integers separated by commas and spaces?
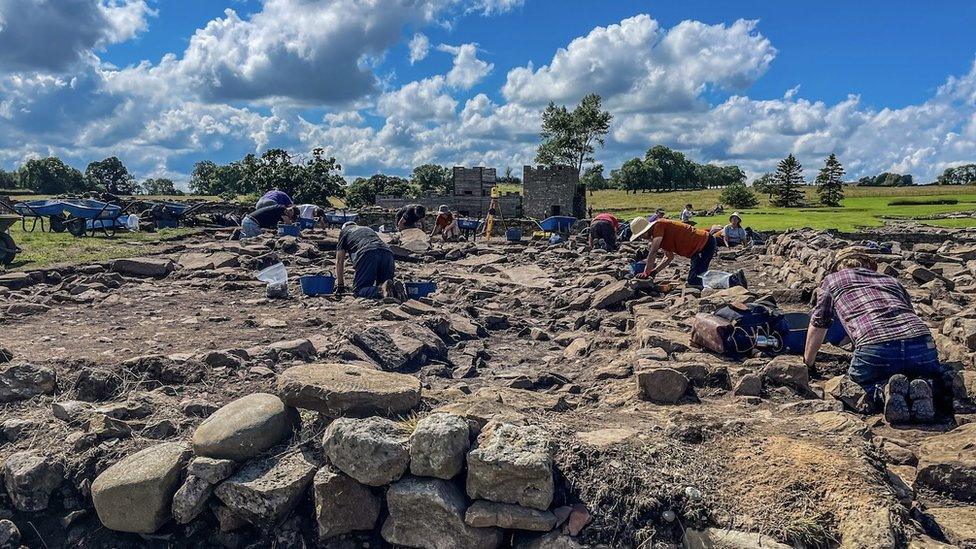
522, 165, 586, 219
375, 167, 522, 218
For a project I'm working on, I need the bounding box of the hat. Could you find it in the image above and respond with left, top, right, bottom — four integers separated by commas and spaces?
729, 212, 742, 222
341, 221, 357, 230
438, 205, 449, 213
831, 246, 878, 272
629, 216, 658, 241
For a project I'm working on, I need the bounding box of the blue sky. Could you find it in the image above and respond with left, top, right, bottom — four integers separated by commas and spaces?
1, 0, 975, 185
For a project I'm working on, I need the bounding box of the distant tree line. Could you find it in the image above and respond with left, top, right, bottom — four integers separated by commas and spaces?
0, 156, 184, 196
937, 164, 976, 186
857, 172, 914, 187
581, 146, 747, 194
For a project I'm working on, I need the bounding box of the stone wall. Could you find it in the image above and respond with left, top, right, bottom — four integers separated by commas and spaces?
375, 194, 522, 219
452, 167, 496, 197
523, 165, 585, 219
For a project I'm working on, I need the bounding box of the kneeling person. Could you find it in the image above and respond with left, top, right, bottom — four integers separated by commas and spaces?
804, 246, 953, 423
629, 217, 717, 287
335, 223, 405, 300
589, 212, 619, 251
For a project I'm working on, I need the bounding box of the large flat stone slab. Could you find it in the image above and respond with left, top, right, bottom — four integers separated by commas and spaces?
277, 363, 421, 417
191, 393, 294, 461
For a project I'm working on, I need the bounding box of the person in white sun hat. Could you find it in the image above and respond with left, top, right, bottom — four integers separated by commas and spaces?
629, 216, 717, 288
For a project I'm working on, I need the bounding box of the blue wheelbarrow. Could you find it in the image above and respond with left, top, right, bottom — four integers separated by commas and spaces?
12, 199, 67, 233
61, 199, 133, 237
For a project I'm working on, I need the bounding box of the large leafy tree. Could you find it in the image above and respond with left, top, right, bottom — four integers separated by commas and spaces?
18, 157, 87, 194
293, 148, 345, 205
86, 156, 138, 195
580, 163, 608, 194
188, 160, 244, 196
752, 173, 775, 199
411, 164, 452, 195
644, 145, 696, 191
720, 181, 759, 209
937, 164, 976, 185
345, 174, 412, 208
610, 158, 651, 194
771, 154, 805, 207
535, 93, 612, 173
0, 169, 16, 189
815, 153, 846, 207
141, 178, 183, 196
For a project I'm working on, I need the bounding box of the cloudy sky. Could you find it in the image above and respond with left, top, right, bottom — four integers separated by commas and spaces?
1, 0, 975, 187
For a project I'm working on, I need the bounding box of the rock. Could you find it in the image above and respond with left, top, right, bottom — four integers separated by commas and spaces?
927, 506, 976, 546
410, 413, 470, 479
142, 419, 177, 440
313, 465, 381, 539
466, 421, 555, 510
277, 362, 421, 417
181, 398, 220, 417
0, 520, 20, 549
562, 337, 589, 359
322, 417, 410, 486
172, 475, 213, 524
514, 530, 585, 549
112, 257, 174, 277
191, 393, 294, 461
825, 374, 873, 413
0, 362, 56, 402
762, 355, 811, 393
635, 367, 690, 404
214, 449, 318, 526
74, 368, 122, 402
0, 418, 34, 442
211, 503, 248, 533
732, 373, 762, 397
683, 527, 791, 549
0, 346, 11, 364
266, 338, 316, 360
188, 457, 237, 484
52, 399, 93, 422
590, 280, 636, 310
916, 422, 976, 500
5, 302, 51, 315
383, 476, 503, 549
352, 323, 446, 371
85, 413, 132, 439
178, 251, 239, 271
465, 500, 557, 531
122, 354, 204, 384
199, 350, 245, 369
3, 451, 64, 512
91, 442, 191, 533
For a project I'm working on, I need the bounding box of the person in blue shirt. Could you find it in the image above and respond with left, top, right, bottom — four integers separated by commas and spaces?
256, 189, 294, 209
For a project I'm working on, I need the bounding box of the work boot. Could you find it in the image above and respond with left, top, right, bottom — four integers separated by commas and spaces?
884, 375, 911, 424
380, 280, 395, 300
909, 379, 936, 423
392, 280, 408, 302
733, 268, 748, 289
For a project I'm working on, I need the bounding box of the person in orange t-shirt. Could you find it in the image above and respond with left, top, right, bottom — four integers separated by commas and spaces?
629, 217, 717, 287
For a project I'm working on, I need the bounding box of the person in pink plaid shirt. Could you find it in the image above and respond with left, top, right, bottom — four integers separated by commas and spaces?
804, 246, 954, 424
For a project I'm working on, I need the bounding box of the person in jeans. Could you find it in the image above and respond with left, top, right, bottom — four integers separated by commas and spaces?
240, 204, 297, 239
629, 217, 716, 287
335, 222, 405, 300
804, 246, 953, 423
588, 212, 620, 251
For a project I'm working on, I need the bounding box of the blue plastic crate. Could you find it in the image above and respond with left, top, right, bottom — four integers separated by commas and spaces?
299, 275, 335, 296
405, 281, 436, 299
278, 223, 300, 237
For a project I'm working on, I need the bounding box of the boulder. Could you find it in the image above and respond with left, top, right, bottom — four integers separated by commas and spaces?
733, 374, 762, 397
277, 362, 421, 417
352, 323, 446, 371
825, 375, 873, 413
590, 280, 636, 310
3, 451, 64, 512
214, 449, 318, 526
112, 257, 174, 278
322, 417, 410, 486
0, 362, 56, 402
52, 400, 93, 422
172, 475, 213, 524
465, 500, 557, 531
188, 457, 237, 484
514, 531, 585, 549
122, 354, 204, 384
313, 465, 381, 540
410, 413, 471, 479
466, 421, 555, 510
635, 368, 689, 404
178, 252, 239, 271
191, 393, 294, 461
762, 355, 811, 393
74, 368, 122, 401
266, 338, 317, 360
0, 419, 34, 442
916, 422, 976, 500
383, 476, 503, 549
927, 506, 976, 547
181, 398, 220, 417
91, 442, 192, 533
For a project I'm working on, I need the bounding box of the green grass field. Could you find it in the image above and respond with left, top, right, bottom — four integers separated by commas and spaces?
3, 223, 199, 271
505, 184, 976, 231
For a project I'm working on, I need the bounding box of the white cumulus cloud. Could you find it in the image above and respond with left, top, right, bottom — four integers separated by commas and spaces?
409, 33, 430, 64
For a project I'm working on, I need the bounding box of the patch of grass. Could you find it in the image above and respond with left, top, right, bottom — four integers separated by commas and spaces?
3, 223, 200, 271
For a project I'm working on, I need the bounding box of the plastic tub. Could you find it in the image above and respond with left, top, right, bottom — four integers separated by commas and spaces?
405, 281, 436, 299
826, 316, 849, 345
299, 275, 335, 296
630, 261, 646, 275
779, 312, 810, 354
298, 218, 316, 230
506, 228, 523, 242
278, 223, 300, 237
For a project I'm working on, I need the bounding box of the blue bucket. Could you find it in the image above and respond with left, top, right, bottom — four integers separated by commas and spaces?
278, 223, 300, 237
630, 261, 646, 276
299, 275, 335, 296
298, 218, 316, 230
405, 281, 436, 299
826, 316, 848, 345
779, 312, 810, 354
506, 228, 522, 242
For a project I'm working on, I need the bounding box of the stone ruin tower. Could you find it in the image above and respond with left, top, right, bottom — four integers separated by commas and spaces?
522, 165, 586, 219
